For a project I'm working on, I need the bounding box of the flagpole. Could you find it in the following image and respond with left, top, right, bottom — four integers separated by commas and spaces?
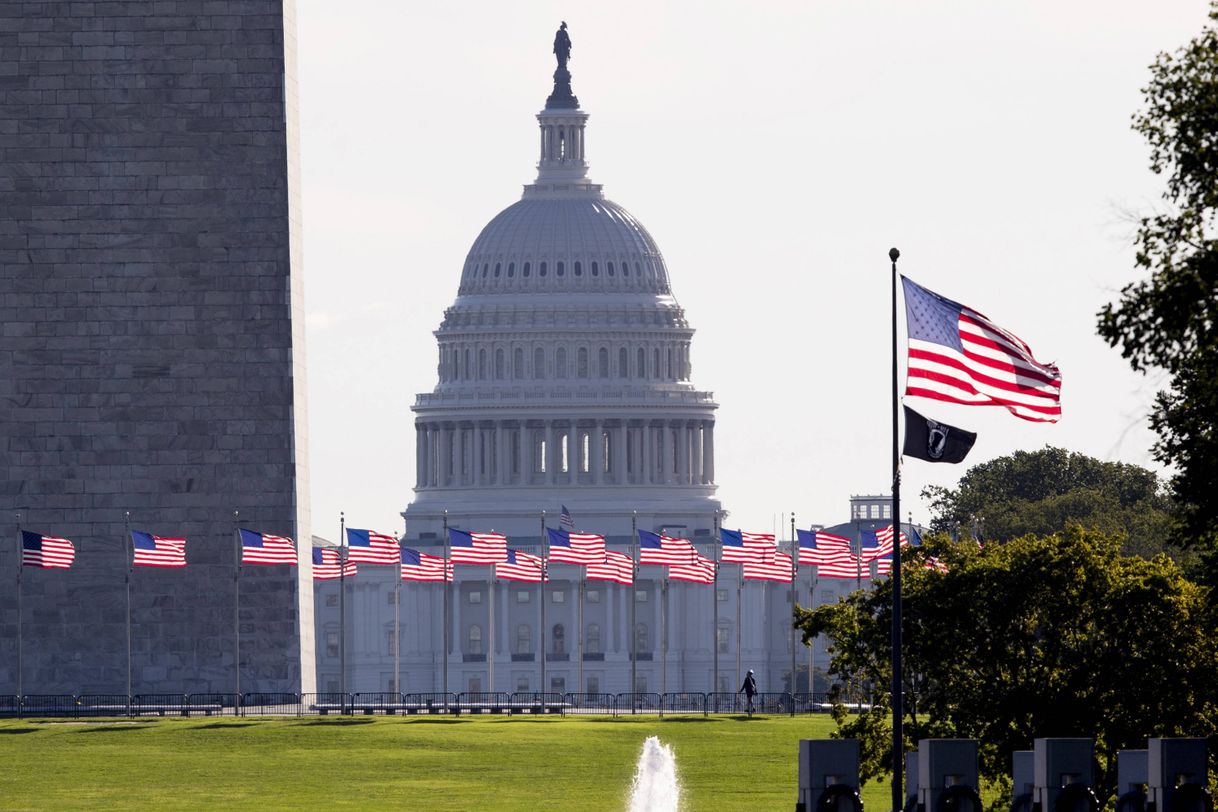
339, 511, 347, 706
394, 552, 401, 695
488, 559, 495, 694
712, 511, 720, 695
890, 246, 904, 812
790, 513, 797, 699
809, 561, 817, 701
125, 511, 132, 704
630, 511, 637, 703
442, 511, 449, 700
233, 510, 241, 709
539, 511, 546, 697
660, 575, 667, 697
736, 562, 742, 700
15, 512, 23, 700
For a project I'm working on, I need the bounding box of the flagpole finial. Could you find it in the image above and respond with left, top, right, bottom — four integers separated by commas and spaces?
889, 247, 900, 263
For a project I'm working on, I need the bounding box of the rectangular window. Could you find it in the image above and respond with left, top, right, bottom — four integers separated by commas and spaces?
716, 627, 729, 654
882, 504, 892, 519
326, 632, 339, 658
326, 594, 339, 607
469, 590, 482, 605
635, 590, 648, 603
603, 432, 611, 473
580, 432, 590, 473
550, 676, 566, 693
387, 629, 398, 656
387, 591, 399, 605
517, 677, 530, 692
560, 434, 569, 473
586, 589, 600, 603
552, 590, 565, 604
716, 588, 728, 602
586, 676, 599, 694
535, 437, 547, 473
516, 590, 531, 604
870, 504, 880, 519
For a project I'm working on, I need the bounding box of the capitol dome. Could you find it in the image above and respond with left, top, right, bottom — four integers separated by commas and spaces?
403, 45, 720, 540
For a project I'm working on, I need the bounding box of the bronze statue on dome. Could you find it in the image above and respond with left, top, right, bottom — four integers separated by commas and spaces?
554, 21, 571, 70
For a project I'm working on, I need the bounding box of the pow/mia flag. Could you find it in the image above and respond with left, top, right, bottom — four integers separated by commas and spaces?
902, 405, 976, 464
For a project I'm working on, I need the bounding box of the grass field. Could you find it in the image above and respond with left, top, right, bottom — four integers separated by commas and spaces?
0, 714, 894, 810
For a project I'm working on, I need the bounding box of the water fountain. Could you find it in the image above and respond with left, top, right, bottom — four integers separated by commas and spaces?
627, 736, 681, 811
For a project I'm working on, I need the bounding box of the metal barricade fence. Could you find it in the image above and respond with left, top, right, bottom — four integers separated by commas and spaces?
756, 692, 793, 715
791, 692, 830, 714
185, 693, 238, 717
350, 692, 406, 715
661, 692, 707, 716
77, 694, 132, 717
19, 694, 77, 718
456, 692, 511, 714
563, 692, 615, 716
708, 692, 744, 714
241, 692, 302, 717
402, 692, 457, 715
305, 692, 350, 715
616, 692, 662, 714
0, 695, 19, 717
132, 693, 185, 717
508, 692, 564, 715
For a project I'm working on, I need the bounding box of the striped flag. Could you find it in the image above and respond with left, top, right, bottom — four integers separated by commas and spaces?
719, 529, 754, 563
447, 528, 509, 564
239, 528, 297, 566
312, 547, 356, 580
742, 550, 793, 583
587, 550, 634, 585
496, 549, 546, 582
903, 276, 1062, 423
669, 554, 716, 585
861, 526, 909, 562
401, 548, 452, 582
345, 528, 400, 565
638, 530, 697, 566
131, 531, 186, 568
546, 528, 606, 565
21, 531, 75, 569
560, 505, 575, 531
796, 529, 858, 579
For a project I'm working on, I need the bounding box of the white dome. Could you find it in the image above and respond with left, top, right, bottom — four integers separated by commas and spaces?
458, 197, 671, 295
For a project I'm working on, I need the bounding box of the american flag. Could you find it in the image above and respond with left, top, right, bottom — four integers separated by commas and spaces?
796, 529, 858, 579
239, 528, 297, 566
560, 505, 575, 530
586, 550, 634, 585
448, 528, 509, 564
21, 531, 75, 569
546, 527, 606, 565
742, 550, 794, 583
312, 547, 356, 580
496, 549, 546, 582
925, 556, 949, 573
131, 531, 186, 568
345, 528, 400, 565
638, 530, 697, 565
861, 526, 909, 563
669, 554, 716, 585
903, 276, 1062, 423
400, 548, 452, 582
720, 529, 761, 563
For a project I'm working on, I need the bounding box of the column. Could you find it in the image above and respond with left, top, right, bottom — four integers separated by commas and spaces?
591, 421, 604, 485
677, 421, 689, 485
660, 423, 672, 484
438, 424, 451, 487
473, 423, 483, 486
415, 425, 425, 488
614, 422, 627, 485
704, 421, 715, 484
641, 420, 652, 485
568, 422, 579, 484
692, 421, 703, 487
544, 422, 556, 485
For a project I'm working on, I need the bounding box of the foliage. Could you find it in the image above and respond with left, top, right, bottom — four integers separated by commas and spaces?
921, 446, 1177, 559
1097, 3, 1218, 560
795, 528, 1218, 800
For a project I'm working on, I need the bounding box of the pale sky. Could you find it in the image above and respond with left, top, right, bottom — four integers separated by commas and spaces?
296, 1, 1208, 540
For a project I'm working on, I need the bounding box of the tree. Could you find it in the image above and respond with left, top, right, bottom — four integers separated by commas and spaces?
1097, 4, 1218, 559
794, 528, 1218, 800
921, 446, 1177, 559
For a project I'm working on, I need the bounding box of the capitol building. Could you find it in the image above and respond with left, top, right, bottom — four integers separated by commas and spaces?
313, 34, 893, 697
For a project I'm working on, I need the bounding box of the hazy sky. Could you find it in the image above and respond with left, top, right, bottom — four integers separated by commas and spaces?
295, 1, 1209, 540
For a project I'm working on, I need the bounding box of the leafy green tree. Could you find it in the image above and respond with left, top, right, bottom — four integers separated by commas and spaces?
921, 446, 1175, 559
1097, 4, 1218, 560
795, 528, 1218, 800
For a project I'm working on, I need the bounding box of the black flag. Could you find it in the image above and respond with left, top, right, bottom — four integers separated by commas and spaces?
902, 405, 976, 464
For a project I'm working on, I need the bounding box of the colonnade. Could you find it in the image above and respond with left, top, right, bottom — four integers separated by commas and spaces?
415, 418, 715, 489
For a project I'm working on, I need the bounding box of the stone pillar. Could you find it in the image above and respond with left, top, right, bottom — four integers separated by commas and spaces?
568, 422, 579, 483
473, 423, 483, 486
641, 421, 652, 485
439, 424, 451, 487
692, 421, 703, 487
677, 421, 689, 485
660, 423, 672, 484
615, 422, 627, 485
704, 421, 715, 484
591, 421, 604, 485
544, 422, 556, 485
415, 424, 425, 488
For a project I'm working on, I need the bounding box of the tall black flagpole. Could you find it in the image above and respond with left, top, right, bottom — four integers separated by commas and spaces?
442, 510, 449, 700
339, 511, 347, 705
124, 511, 132, 705
15, 512, 23, 700
233, 510, 241, 708
539, 511, 546, 697
630, 511, 637, 703
889, 246, 904, 812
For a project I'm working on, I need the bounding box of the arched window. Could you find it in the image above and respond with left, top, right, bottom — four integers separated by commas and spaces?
552, 623, 565, 655
468, 624, 482, 655
478, 349, 487, 379
574, 261, 582, 276
560, 434, 569, 473
533, 347, 544, 379
495, 349, 505, 379
516, 624, 532, 655
514, 347, 524, 379
577, 347, 589, 378
481, 263, 489, 278
557, 261, 565, 277
507, 262, 515, 278
494, 263, 501, 278
523, 262, 531, 277
540, 261, 547, 277
555, 347, 567, 379
623, 261, 631, 277
591, 261, 599, 277
586, 623, 601, 654
634, 623, 649, 652
619, 348, 628, 379
598, 347, 609, 378
607, 261, 615, 277
637, 348, 646, 379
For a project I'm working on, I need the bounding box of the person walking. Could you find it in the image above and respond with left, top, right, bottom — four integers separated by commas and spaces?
738, 669, 758, 715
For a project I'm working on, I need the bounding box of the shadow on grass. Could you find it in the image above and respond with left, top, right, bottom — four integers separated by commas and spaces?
658, 717, 715, 723
401, 718, 465, 725
0, 728, 40, 735
193, 722, 261, 730
76, 725, 152, 734
299, 718, 376, 726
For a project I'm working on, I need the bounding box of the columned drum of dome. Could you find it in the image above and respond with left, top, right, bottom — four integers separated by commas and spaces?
403, 37, 721, 541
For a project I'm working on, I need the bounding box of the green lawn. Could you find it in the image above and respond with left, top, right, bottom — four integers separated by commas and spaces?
0, 714, 895, 810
